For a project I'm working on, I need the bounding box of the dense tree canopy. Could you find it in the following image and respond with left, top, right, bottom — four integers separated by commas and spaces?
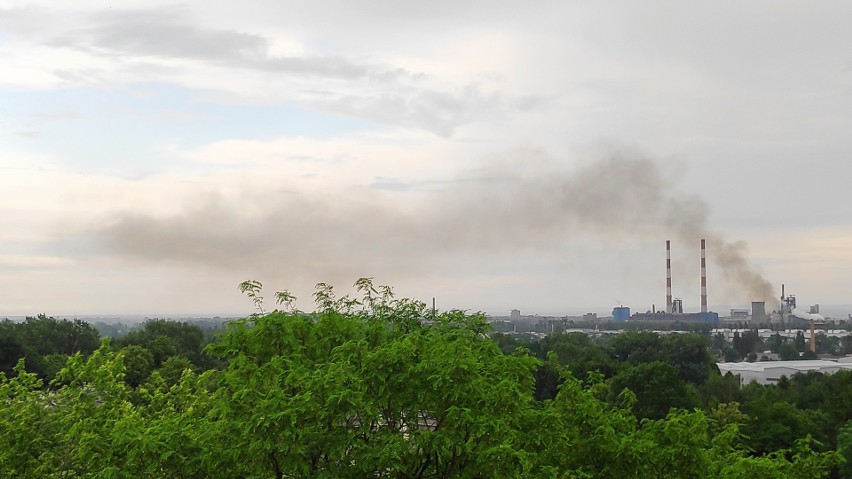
0, 280, 843, 477
0, 315, 100, 379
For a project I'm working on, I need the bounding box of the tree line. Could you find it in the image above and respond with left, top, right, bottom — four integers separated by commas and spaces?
0, 280, 846, 477
497, 328, 852, 478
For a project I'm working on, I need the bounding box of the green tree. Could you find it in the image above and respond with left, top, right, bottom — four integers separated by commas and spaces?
739, 385, 829, 455
732, 330, 762, 359
0, 279, 842, 478
699, 372, 743, 409
795, 331, 807, 353
117, 319, 207, 368
769, 332, 784, 353
201, 280, 540, 478
155, 355, 195, 387
780, 342, 800, 360
608, 361, 700, 420
724, 347, 741, 362
17, 315, 100, 357
0, 316, 101, 379
712, 332, 726, 351
662, 333, 714, 385
0, 332, 25, 376
536, 331, 618, 381
838, 421, 852, 478
120, 345, 154, 387
610, 331, 663, 364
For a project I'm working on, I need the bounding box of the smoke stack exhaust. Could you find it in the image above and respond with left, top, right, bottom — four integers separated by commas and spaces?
666, 240, 673, 313
700, 238, 708, 313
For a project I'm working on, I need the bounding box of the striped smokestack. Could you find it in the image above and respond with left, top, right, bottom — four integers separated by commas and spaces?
666, 240, 673, 313
700, 238, 707, 313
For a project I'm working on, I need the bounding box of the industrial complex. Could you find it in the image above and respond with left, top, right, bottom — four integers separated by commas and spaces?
615, 239, 718, 323
492, 239, 843, 331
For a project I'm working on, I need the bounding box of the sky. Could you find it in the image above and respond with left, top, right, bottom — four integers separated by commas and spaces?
1, 1, 851, 317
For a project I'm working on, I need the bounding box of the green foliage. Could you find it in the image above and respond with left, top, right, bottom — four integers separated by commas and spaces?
0, 279, 842, 478
18, 314, 101, 357
768, 332, 784, 353
537, 332, 619, 381
609, 331, 714, 385
0, 315, 100, 379
700, 372, 743, 410
780, 342, 800, 360
238, 279, 265, 314
203, 280, 540, 477
739, 383, 829, 455
120, 345, 154, 387
609, 361, 701, 420
155, 355, 195, 387
724, 347, 741, 362
115, 318, 208, 369
795, 331, 807, 353
838, 421, 852, 478
0, 332, 26, 376
732, 330, 763, 359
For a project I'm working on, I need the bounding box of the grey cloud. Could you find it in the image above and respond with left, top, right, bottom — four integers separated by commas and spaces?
90, 151, 774, 304
368, 177, 471, 192
51, 69, 109, 85
64, 10, 265, 61
42, 7, 508, 136
0, 6, 49, 36
512, 95, 550, 111
49, 8, 404, 81
317, 85, 502, 137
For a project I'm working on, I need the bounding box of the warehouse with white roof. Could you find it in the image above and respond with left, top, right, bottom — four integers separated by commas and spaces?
717, 359, 852, 385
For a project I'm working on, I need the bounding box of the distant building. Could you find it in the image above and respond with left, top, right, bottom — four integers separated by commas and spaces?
751, 302, 766, 323
631, 311, 720, 323
510, 309, 521, 321
730, 309, 750, 320
612, 307, 630, 321
717, 359, 852, 385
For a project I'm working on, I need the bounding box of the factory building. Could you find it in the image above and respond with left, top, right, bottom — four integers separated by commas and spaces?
751, 302, 766, 323
612, 306, 630, 321
718, 359, 852, 386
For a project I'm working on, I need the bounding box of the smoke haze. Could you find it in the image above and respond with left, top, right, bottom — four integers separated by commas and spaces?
94, 150, 775, 305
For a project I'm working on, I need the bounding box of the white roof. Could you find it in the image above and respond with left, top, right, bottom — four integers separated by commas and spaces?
718, 360, 852, 374
717, 360, 852, 385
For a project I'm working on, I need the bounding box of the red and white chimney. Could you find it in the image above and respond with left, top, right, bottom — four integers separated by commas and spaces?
700, 239, 707, 313
666, 240, 673, 313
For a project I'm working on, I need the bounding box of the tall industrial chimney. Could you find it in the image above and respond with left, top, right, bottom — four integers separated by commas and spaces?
700, 239, 707, 313
809, 320, 816, 353
666, 240, 673, 314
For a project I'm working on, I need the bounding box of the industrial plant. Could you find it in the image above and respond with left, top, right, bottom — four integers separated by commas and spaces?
491, 239, 844, 335
619, 239, 719, 323
612, 240, 832, 327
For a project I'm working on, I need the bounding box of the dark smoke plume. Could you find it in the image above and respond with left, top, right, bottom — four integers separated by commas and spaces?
93, 149, 774, 304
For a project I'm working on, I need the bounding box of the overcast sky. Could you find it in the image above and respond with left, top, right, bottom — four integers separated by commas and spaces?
1, 1, 851, 317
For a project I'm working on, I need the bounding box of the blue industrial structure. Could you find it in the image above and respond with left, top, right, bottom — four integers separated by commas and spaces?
612, 307, 631, 321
